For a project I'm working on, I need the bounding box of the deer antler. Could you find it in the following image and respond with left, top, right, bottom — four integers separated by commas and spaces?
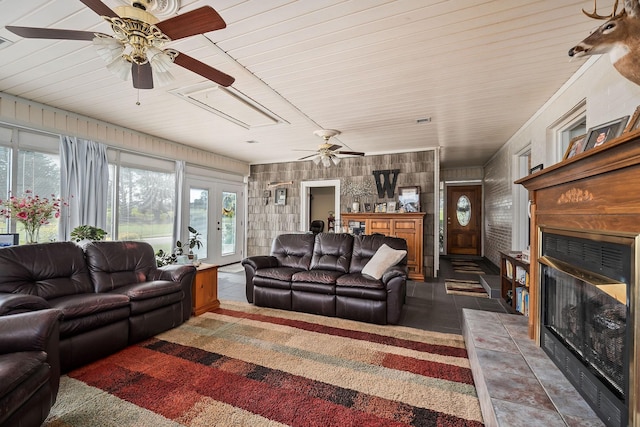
582, 0, 624, 19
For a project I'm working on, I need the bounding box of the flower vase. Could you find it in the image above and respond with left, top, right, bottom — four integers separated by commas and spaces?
25, 226, 40, 244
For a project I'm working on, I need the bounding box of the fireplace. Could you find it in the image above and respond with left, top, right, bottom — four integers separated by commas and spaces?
539, 227, 635, 427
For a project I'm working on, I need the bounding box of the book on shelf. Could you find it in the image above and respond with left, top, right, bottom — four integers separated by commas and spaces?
516, 266, 527, 285
505, 260, 513, 279
515, 286, 529, 315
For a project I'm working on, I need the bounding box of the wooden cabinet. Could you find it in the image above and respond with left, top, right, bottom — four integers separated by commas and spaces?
192, 263, 219, 316
500, 252, 530, 315
341, 212, 425, 281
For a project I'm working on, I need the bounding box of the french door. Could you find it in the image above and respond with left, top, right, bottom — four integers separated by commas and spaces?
186, 178, 244, 265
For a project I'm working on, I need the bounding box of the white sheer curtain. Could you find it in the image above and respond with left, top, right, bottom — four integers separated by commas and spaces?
59, 136, 109, 240
173, 160, 185, 244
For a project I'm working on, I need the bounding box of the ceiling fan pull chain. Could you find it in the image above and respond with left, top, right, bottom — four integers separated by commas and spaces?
136, 89, 141, 106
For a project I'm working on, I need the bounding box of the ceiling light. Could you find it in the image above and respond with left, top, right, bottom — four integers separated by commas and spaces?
313, 156, 322, 165
106, 56, 131, 80
332, 157, 341, 166
321, 156, 331, 167
92, 4, 177, 86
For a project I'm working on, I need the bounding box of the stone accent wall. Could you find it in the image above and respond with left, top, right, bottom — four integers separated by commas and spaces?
248, 151, 436, 277
483, 147, 512, 267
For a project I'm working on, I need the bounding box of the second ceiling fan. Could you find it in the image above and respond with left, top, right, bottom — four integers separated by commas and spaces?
298, 130, 365, 167
6, 0, 235, 89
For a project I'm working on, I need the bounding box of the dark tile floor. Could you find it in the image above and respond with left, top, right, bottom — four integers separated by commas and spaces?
217, 256, 510, 334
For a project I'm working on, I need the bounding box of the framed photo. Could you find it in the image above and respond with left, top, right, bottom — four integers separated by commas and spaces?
398, 186, 420, 212
387, 201, 397, 213
529, 163, 544, 174
623, 105, 640, 133
0, 233, 19, 247
275, 188, 286, 205
374, 202, 387, 213
584, 116, 629, 152
364, 202, 372, 212
563, 134, 586, 160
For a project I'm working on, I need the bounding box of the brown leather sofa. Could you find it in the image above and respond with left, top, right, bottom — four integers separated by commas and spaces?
0, 309, 62, 427
242, 233, 408, 324
0, 241, 195, 373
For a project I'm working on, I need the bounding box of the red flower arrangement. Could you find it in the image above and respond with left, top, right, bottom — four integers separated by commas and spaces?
0, 190, 65, 243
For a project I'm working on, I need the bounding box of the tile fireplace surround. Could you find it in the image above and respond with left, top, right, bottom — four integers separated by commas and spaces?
462, 309, 605, 426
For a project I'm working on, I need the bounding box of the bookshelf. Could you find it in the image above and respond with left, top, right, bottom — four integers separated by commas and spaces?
500, 252, 530, 315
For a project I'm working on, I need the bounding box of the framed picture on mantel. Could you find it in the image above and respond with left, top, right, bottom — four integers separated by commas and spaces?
398, 186, 420, 212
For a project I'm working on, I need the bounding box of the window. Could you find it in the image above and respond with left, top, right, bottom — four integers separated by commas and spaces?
15, 151, 61, 243
116, 166, 176, 251
0, 146, 9, 234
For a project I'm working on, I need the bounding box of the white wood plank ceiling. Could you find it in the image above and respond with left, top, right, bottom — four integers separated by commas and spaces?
0, 0, 616, 167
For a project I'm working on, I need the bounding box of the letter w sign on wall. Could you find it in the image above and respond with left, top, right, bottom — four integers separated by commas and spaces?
373, 169, 399, 198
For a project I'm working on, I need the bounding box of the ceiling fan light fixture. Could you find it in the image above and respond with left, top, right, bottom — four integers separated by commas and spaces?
321, 156, 331, 167
332, 156, 341, 166
93, 35, 124, 63
313, 156, 322, 165
106, 56, 131, 81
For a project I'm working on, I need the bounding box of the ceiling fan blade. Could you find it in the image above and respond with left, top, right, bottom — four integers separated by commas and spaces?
173, 52, 235, 87
5, 26, 101, 41
79, 0, 119, 18
157, 6, 226, 40
327, 144, 342, 151
336, 151, 365, 156
298, 154, 319, 161
132, 62, 153, 89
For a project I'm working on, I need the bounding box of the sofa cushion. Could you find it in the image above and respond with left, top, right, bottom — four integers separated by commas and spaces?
48, 293, 130, 323
336, 273, 384, 289
256, 267, 304, 282
310, 233, 353, 273
350, 235, 408, 273
84, 241, 157, 293
271, 234, 316, 269
292, 269, 344, 285
0, 242, 93, 299
109, 280, 181, 301
361, 244, 407, 280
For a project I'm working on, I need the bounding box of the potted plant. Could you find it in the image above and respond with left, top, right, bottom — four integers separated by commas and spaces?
175, 226, 203, 262
155, 249, 177, 267
70, 225, 107, 242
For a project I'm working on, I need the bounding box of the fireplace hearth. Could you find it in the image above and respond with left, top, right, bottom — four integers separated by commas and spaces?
540, 228, 632, 427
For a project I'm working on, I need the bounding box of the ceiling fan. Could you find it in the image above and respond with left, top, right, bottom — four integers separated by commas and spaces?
297, 130, 365, 167
5, 0, 234, 89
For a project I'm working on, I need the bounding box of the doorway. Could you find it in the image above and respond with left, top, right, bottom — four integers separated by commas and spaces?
446, 185, 482, 255
186, 178, 245, 265
300, 180, 341, 232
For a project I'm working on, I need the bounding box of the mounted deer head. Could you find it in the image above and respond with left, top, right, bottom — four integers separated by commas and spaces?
569, 0, 640, 85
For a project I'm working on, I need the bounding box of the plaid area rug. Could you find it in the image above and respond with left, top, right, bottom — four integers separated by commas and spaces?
46, 301, 483, 427
445, 279, 489, 298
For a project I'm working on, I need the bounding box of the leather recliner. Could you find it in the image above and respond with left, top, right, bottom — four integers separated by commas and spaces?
0, 309, 63, 427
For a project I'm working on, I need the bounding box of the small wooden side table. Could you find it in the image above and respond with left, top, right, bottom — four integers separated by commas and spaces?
192, 263, 219, 316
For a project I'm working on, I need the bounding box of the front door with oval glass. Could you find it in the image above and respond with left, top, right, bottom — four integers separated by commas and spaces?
446, 185, 482, 255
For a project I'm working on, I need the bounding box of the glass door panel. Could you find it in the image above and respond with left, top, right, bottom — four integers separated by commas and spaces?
221, 191, 236, 256
189, 188, 209, 260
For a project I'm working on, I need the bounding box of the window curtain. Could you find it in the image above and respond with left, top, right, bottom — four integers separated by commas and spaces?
59, 136, 109, 240
173, 160, 185, 244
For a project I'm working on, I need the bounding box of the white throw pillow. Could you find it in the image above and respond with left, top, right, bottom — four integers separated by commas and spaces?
361, 244, 407, 280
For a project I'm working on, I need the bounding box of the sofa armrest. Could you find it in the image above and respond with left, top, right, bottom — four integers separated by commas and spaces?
0, 309, 62, 354
152, 264, 197, 322
241, 256, 279, 303
241, 256, 279, 270
153, 264, 197, 282
0, 293, 51, 316
381, 265, 408, 284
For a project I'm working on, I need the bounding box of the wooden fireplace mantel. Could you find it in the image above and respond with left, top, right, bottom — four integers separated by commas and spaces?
516, 129, 640, 426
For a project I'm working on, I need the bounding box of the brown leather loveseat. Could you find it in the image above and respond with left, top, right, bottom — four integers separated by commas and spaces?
0, 241, 195, 373
242, 233, 408, 325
